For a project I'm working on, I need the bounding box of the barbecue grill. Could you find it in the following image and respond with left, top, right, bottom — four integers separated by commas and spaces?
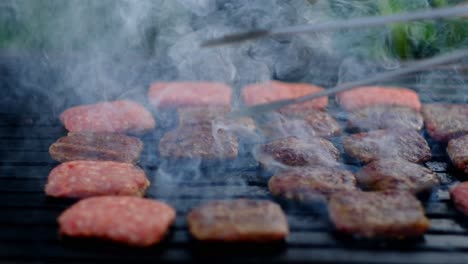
1, 53, 468, 264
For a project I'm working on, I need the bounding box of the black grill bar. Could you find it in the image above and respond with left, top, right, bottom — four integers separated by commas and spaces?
1, 59, 468, 263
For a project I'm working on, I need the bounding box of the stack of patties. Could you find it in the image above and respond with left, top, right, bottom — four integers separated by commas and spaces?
148, 82, 256, 161
243, 81, 341, 139
325, 86, 437, 239
242, 81, 360, 204
46, 100, 176, 247
422, 103, 468, 216
47, 100, 156, 199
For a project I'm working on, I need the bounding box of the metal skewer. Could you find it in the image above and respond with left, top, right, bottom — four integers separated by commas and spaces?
202, 5, 468, 47
229, 48, 468, 118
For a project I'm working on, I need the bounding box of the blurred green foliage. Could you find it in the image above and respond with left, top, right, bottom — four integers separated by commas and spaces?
330, 0, 468, 59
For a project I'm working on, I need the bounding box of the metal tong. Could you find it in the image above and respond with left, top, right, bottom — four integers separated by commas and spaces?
202, 5, 468, 47
228, 49, 468, 118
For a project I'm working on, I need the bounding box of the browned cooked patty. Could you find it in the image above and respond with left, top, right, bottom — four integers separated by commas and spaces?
187, 199, 289, 242
256, 136, 340, 170
268, 166, 357, 201
159, 124, 239, 160
343, 129, 431, 163
177, 106, 256, 137
422, 104, 468, 142
447, 135, 468, 173
49, 132, 143, 164
356, 159, 439, 194
347, 105, 423, 131
328, 191, 430, 238
261, 110, 341, 139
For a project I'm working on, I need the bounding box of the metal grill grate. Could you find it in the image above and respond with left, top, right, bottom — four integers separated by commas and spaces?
1, 55, 468, 263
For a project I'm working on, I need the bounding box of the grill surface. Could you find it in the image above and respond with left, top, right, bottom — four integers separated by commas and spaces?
1, 54, 468, 263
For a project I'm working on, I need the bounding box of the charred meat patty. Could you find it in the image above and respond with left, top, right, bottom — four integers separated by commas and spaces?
347, 105, 423, 131
187, 199, 288, 242
328, 191, 430, 238
422, 104, 468, 142
49, 132, 143, 164
256, 136, 340, 170
60, 100, 155, 134
343, 129, 431, 163
45, 161, 150, 198
58, 196, 175, 247
159, 124, 239, 160
260, 110, 341, 139
356, 159, 439, 194
242, 81, 327, 115
268, 166, 357, 201
447, 135, 468, 173
177, 106, 256, 137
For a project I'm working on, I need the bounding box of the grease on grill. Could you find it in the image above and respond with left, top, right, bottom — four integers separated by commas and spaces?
49, 132, 143, 164
187, 199, 288, 242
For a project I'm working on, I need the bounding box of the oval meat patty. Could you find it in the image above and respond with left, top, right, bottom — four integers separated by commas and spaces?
337, 86, 421, 112
328, 191, 430, 238
177, 106, 256, 137
261, 110, 341, 139
242, 81, 327, 114
447, 135, 468, 174
148, 82, 232, 108
256, 136, 340, 170
343, 129, 431, 163
268, 167, 357, 201
159, 124, 238, 160
187, 199, 288, 242
347, 105, 423, 131
58, 196, 175, 247
60, 100, 155, 134
422, 104, 468, 142
450, 182, 468, 215
356, 159, 439, 194
49, 132, 143, 163
45, 161, 150, 198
